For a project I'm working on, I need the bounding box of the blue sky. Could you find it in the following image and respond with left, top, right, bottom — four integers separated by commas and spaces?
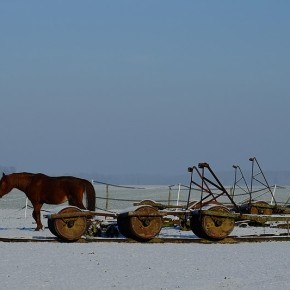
0, 1, 290, 180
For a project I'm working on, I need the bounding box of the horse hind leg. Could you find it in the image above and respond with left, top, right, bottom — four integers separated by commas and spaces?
32, 203, 44, 231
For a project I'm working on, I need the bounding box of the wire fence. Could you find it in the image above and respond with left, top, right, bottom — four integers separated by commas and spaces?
92, 181, 290, 210
92, 180, 191, 210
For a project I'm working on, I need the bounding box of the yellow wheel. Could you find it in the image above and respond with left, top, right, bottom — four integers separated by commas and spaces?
117, 205, 162, 242
191, 205, 235, 240
53, 207, 87, 241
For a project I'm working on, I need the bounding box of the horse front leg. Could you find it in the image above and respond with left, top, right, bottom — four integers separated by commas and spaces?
32, 203, 44, 231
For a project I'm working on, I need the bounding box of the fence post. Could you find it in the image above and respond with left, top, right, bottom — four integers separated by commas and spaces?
168, 186, 172, 206
105, 184, 109, 210
25, 198, 28, 219
177, 184, 181, 206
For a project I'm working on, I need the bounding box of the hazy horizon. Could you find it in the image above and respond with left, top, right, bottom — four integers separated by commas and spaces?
2, 165, 290, 186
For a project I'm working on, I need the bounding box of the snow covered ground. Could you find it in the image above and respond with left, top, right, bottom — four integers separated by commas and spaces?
1, 208, 290, 290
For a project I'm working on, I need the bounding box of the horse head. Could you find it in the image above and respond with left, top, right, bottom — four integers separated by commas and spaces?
0, 173, 12, 197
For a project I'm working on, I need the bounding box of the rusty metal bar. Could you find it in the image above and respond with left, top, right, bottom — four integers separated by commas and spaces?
133, 201, 185, 209
45, 211, 118, 220
46, 209, 172, 220
187, 165, 214, 209
194, 208, 290, 223
186, 166, 194, 210
198, 163, 240, 212
249, 157, 277, 205
232, 165, 250, 197
126, 211, 166, 217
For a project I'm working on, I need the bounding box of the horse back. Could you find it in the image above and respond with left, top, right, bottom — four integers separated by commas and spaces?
27, 174, 94, 206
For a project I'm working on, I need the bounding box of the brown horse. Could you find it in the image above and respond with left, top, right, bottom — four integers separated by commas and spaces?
0, 172, 96, 230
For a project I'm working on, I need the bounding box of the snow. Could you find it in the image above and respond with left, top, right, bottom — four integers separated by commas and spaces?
1, 208, 290, 289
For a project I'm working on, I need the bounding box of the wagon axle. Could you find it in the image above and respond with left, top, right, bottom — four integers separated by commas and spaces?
139, 217, 152, 227
66, 219, 76, 228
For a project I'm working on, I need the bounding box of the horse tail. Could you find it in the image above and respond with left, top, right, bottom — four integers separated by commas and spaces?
85, 181, 96, 211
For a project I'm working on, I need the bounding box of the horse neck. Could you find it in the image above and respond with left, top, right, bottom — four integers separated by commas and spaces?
10, 173, 33, 192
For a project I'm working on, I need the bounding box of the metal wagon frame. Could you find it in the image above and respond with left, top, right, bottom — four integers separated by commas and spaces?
45, 160, 290, 242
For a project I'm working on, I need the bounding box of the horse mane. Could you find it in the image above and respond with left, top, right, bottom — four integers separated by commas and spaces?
9, 172, 36, 190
